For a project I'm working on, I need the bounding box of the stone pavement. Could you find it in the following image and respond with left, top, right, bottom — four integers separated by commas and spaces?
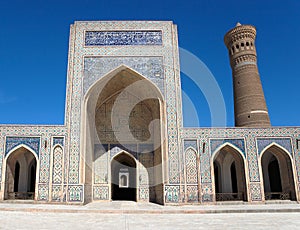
1, 201, 300, 229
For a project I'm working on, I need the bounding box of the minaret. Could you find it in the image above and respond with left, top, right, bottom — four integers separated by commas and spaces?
224, 23, 271, 127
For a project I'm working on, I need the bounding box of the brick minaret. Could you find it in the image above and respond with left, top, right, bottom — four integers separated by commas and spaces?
224, 23, 271, 127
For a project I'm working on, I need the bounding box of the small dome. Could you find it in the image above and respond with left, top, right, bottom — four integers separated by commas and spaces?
236, 22, 241, 27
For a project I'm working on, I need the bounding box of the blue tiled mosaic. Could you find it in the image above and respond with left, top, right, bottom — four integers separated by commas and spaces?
85, 31, 162, 46
83, 57, 164, 95
210, 138, 245, 157
257, 138, 292, 155
184, 140, 197, 151
5, 137, 40, 157
53, 137, 64, 147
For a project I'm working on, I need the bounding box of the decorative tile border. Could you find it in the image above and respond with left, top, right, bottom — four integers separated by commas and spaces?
53, 137, 64, 147
210, 138, 245, 156
257, 137, 292, 155
164, 185, 180, 203
85, 31, 162, 46
68, 185, 83, 202
93, 186, 109, 200
5, 136, 40, 157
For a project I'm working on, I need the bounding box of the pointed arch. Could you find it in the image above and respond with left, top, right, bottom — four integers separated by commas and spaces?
185, 147, 198, 184
212, 142, 246, 162
6, 144, 39, 161
52, 145, 64, 184
259, 143, 297, 201
82, 65, 166, 204
260, 142, 292, 160
184, 147, 199, 203
4, 145, 39, 200
111, 151, 137, 201
211, 143, 248, 201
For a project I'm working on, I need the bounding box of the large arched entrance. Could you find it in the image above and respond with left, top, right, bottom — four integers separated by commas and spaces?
111, 152, 136, 201
261, 145, 296, 201
5, 146, 37, 200
213, 145, 247, 201
83, 66, 165, 204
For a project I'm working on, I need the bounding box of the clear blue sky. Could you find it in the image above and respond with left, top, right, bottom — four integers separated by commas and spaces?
0, 0, 299, 127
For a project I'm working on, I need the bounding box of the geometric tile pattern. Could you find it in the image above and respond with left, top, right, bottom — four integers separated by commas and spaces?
164, 185, 180, 203
68, 185, 83, 202
199, 138, 212, 184
249, 183, 262, 201
52, 146, 63, 184
83, 57, 164, 94
257, 138, 292, 156
186, 185, 198, 202
210, 138, 245, 156
183, 140, 197, 151
201, 183, 213, 203
185, 148, 198, 184
5, 136, 40, 157
37, 184, 49, 201
294, 151, 300, 182
52, 185, 62, 202
93, 186, 109, 200
53, 137, 64, 147
85, 31, 162, 46
139, 186, 150, 201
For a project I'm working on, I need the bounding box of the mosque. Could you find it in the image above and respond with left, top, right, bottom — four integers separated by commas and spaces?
0, 21, 299, 205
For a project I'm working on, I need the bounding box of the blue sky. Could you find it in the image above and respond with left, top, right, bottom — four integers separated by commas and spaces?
0, 0, 299, 127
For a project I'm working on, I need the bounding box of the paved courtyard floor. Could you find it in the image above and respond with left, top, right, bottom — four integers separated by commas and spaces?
0, 201, 300, 229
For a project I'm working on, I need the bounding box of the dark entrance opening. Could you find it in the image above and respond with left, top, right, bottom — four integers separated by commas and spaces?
268, 157, 282, 193
214, 162, 220, 193
6, 147, 37, 200
111, 153, 136, 201
14, 161, 20, 192
28, 161, 36, 193
261, 147, 297, 201
231, 162, 238, 193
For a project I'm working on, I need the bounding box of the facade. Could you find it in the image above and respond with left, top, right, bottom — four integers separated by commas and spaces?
0, 21, 299, 205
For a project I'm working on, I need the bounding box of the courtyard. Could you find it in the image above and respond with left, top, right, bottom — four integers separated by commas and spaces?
0, 201, 300, 229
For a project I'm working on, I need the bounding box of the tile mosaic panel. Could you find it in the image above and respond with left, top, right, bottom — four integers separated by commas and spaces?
249, 183, 262, 201
53, 137, 64, 147
183, 140, 197, 151
94, 144, 109, 184
139, 186, 149, 201
52, 185, 62, 202
68, 185, 83, 202
201, 183, 213, 202
164, 185, 180, 203
39, 136, 51, 183
210, 138, 245, 156
37, 184, 49, 201
257, 138, 292, 155
5, 137, 40, 157
52, 146, 63, 184
93, 186, 109, 200
83, 57, 164, 95
85, 31, 162, 46
295, 151, 300, 182
199, 139, 212, 183
186, 185, 198, 203
185, 148, 198, 184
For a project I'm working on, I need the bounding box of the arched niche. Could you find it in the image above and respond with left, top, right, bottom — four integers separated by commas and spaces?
82, 65, 166, 204
212, 144, 248, 201
260, 144, 297, 201
4, 146, 38, 200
